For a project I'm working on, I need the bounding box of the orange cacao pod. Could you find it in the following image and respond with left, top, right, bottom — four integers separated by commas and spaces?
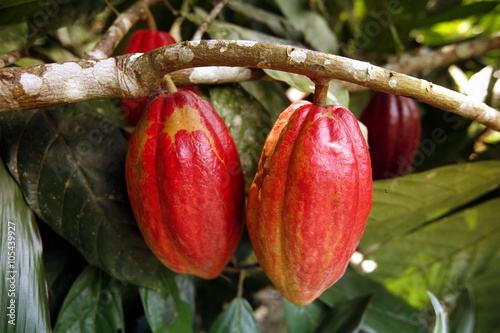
119, 30, 199, 125
126, 90, 245, 279
360, 92, 421, 179
246, 101, 373, 305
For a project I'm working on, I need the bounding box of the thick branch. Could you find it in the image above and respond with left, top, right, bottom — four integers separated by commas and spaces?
1, 40, 499, 130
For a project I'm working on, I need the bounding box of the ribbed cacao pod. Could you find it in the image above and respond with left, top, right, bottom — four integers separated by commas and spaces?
360, 92, 421, 179
119, 30, 199, 125
125, 90, 245, 279
246, 100, 373, 306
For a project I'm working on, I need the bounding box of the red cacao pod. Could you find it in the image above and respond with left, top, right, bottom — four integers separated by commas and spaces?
126, 90, 245, 279
119, 30, 199, 125
246, 100, 373, 306
360, 92, 421, 179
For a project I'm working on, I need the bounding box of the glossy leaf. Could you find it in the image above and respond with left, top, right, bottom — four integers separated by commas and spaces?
53, 265, 125, 333
366, 197, 500, 308
320, 268, 428, 333
362, 161, 500, 248
0, 156, 50, 332
239, 81, 290, 122
316, 295, 372, 333
209, 85, 273, 189
139, 267, 195, 333
208, 298, 259, 333
283, 299, 326, 333
0, 105, 162, 289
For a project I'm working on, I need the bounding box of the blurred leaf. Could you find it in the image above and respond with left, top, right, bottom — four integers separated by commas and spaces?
283, 299, 326, 333
264, 69, 349, 107
449, 287, 475, 333
187, 9, 299, 45
417, 2, 499, 28
320, 268, 429, 333
466, 66, 493, 102
315, 295, 371, 333
273, 0, 338, 54
468, 256, 500, 333
208, 297, 260, 333
53, 265, 125, 333
362, 161, 500, 248
367, 197, 500, 307
209, 85, 274, 189
239, 81, 290, 122
428, 292, 448, 333
139, 268, 195, 333
0, 156, 50, 333
228, 1, 300, 40
0, 104, 162, 289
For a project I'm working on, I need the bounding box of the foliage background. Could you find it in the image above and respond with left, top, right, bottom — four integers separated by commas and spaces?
0, 0, 499, 332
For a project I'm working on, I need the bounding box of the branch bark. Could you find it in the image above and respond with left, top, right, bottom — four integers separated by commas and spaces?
1, 40, 499, 130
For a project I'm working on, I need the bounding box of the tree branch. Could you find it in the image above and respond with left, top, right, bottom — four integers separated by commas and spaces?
84, 0, 162, 60
345, 34, 500, 92
1, 40, 499, 130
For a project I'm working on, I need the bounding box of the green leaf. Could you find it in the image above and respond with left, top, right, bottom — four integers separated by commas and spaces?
315, 295, 371, 333
428, 292, 448, 333
417, 2, 499, 28
362, 161, 500, 249
239, 81, 290, 122
0, 156, 50, 332
263, 69, 349, 107
283, 299, 326, 333
208, 297, 260, 333
469, 259, 500, 333
449, 287, 475, 333
0, 105, 162, 289
53, 265, 125, 333
320, 269, 428, 333
139, 268, 195, 333
209, 85, 274, 189
227, 1, 301, 40
366, 197, 500, 307
273, 0, 338, 54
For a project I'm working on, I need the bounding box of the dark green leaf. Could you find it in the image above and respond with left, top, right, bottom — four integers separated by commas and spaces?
239, 81, 290, 122
0, 105, 162, 289
209, 85, 274, 189
417, 2, 499, 28
208, 297, 260, 333
53, 265, 125, 333
283, 299, 326, 333
315, 295, 371, 333
320, 269, 428, 333
449, 287, 475, 333
362, 161, 500, 249
139, 268, 195, 333
0, 156, 50, 332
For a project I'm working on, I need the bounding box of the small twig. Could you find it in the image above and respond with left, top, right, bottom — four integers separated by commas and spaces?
85, 0, 162, 59
143, 5, 157, 30
312, 78, 330, 107
103, 0, 120, 17
0, 49, 25, 68
191, 0, 230, 40
236, 269, 246, 299
160, 75, 178, 93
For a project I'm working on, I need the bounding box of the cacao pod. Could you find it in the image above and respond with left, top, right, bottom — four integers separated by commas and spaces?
246, 100, 373, 306
360, 92, 421, 179
119, 30, 199, 125
125, 90, 245, 279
